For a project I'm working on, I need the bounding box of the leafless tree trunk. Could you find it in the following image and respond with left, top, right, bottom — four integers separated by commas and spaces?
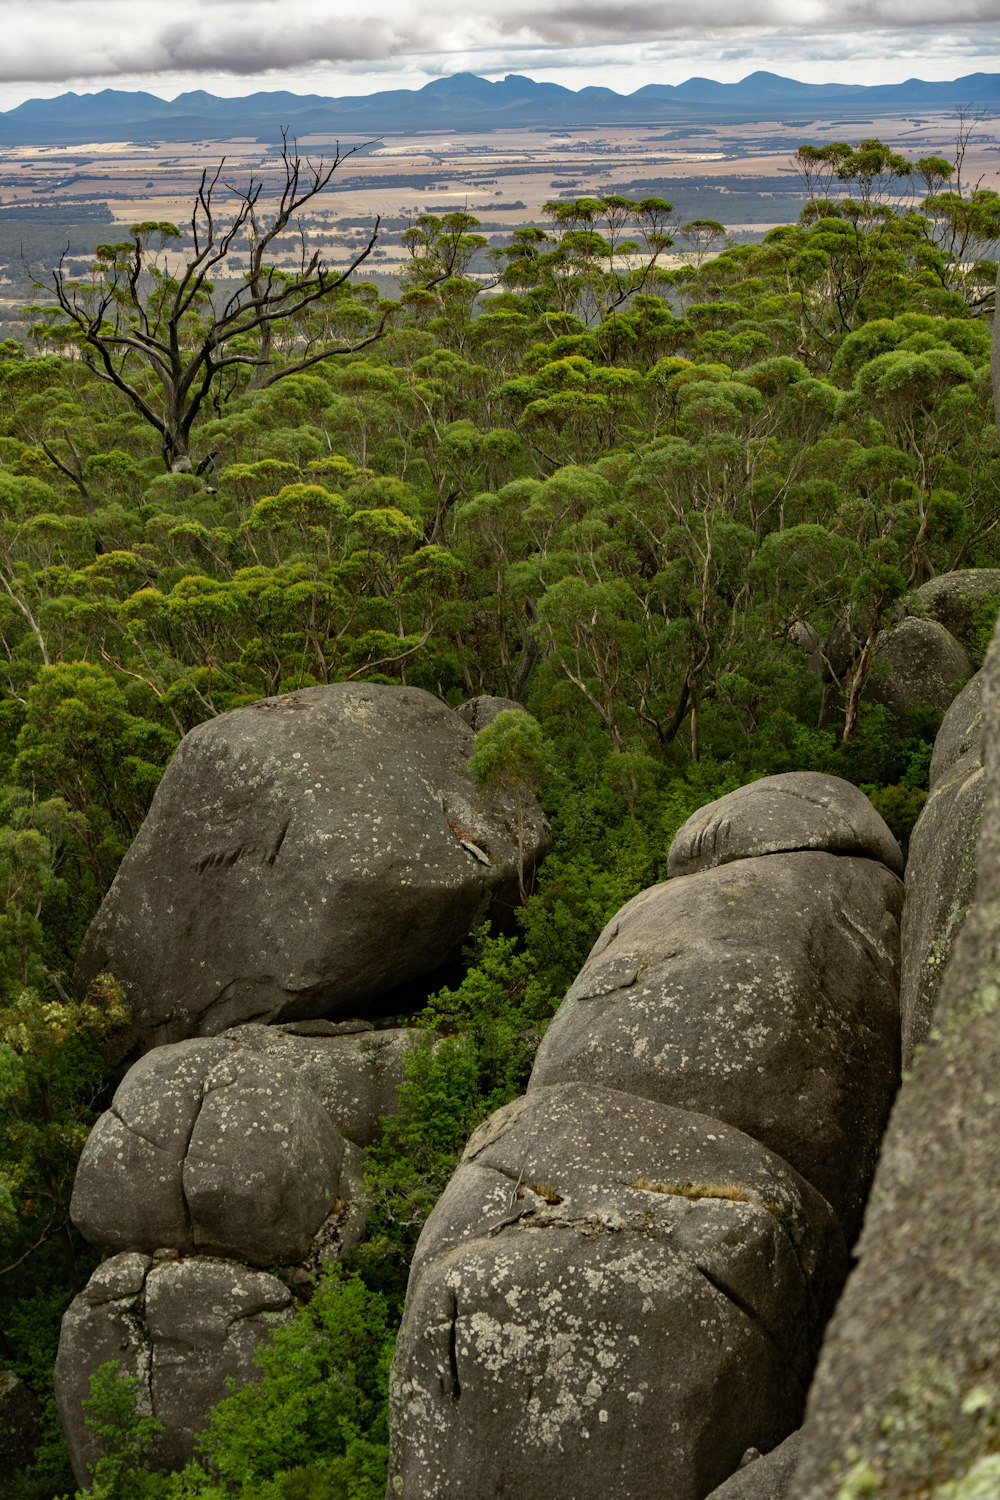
37, 135, 389, 472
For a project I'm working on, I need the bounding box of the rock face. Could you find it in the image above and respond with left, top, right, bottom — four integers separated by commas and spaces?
791, 615, 1000, 1497
388, 772, 903, 1499
705, 1430, 803, 1498
530, 851, 902, 1238
899, 672, 984, 1065
667, 770, 903, 878
70, 1026, 410, 1266
909, 569, 1000, 655
388, 1084, 845, 1500
75, 684, 550, 1060
55, 1254, 293, 1483
866, 615, 971, 716
455, 695, 522, 731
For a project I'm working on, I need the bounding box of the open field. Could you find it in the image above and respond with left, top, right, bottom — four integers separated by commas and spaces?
0, 108, 997, 312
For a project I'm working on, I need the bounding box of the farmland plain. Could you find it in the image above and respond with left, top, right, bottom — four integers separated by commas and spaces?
0, 108, 997, 318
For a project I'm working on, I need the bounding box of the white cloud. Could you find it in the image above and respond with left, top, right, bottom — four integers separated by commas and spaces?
0, 0, 999, 107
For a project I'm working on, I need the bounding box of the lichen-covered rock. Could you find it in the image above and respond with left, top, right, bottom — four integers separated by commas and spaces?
75, 684, 550, 1060
387, 1083, 845, 1500
705, 1430, 803, 1498
55, 1255, 293, 1483
791, 614, 1000, 1497
667, 771, 903, 879
530, 851, 902, 1239
221, 1022, 413, 1146
900, 680, 984, 1064
866, 615, 971, 716
908, 570, 1000, 655
70, 1027, 410, 1264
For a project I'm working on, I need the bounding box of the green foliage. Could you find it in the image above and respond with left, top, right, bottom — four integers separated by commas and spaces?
73, 1276, 392, 1500
79, 1362, 163, 1500
193, 1274, 391, 1495
353, 927, 549, 1311
4, 169, 999, 1500
964, 593, 1000, 668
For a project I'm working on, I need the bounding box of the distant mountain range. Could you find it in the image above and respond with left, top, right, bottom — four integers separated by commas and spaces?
2, 70, 999, 146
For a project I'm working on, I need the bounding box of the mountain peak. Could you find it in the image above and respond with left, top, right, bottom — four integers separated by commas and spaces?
2, 70, 1000, 146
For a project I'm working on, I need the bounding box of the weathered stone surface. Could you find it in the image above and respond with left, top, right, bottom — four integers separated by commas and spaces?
183, 1056, 343, 1264
388, 1083, 845, 1500
705, 1430, 803, 1498
55, 1254, 292, 1483
929, 671, 983, 791
900, 734, 984, 1066
909, 569, 1000, 654
866, 615, 971, 716
0, 1370, 42, 1477
455, 695, 522, 731
75, 684, 550, 1060
667, 771, 903, 879
530, 852, 901, 1239
223, 1022, 413, 1145
791, 614, 1000, 1498
70, 1028, 409, 1264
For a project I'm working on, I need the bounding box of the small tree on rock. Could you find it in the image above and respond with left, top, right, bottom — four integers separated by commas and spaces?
467, 710, 547, 900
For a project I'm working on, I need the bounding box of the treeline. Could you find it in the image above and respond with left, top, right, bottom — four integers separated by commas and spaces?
1, 134, 999, 1498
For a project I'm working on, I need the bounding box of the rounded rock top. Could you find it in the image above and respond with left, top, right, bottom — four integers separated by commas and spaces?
75, 682, 550, 1060
667, 771, 903, 879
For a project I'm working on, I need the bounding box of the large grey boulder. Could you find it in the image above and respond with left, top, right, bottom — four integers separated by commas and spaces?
791, 614, 1000, 1497
667, 771, 903, 879
55, 1254, 293, 1483
900, 675, 984, 1066
70, 1026, 410, 1265
909, 569, 1000, 656
387, 1083, 845, 1500
705, 1430, 803, 1498
75, 684, 549, 1060
530, 851, 902, 1239
866, 615, 971, 716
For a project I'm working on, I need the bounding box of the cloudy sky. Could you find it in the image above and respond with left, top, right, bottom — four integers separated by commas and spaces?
0, 0, 998, 111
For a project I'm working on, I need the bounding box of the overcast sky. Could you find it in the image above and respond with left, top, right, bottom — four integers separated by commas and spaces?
0, 0, 998, 111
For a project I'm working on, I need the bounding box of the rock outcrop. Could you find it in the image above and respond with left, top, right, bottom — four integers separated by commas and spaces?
75, 684, 550, 1061
55, 1254, 293, 1482
530, 851, 901, 1239
389, 1083, 845, 1500
667, 771, 903, 879
455, 695, 522, 730
899, 673, 984, 1065
908, 569, 1000, 657
866, 615, 971, 716
58, 1024, 417, 1476
705, 1431, 803, 1498
387, 773, 903, 1499
69, 1025, 411, 1266
789, 615, 1000, 1497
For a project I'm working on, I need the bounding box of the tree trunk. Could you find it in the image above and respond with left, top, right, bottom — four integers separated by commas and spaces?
843, 610, 884, 742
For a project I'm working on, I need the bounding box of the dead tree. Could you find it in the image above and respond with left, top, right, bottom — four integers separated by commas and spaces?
34, 136, 386, 472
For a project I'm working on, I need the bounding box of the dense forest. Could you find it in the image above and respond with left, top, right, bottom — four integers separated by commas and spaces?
2, 131, 1000, 1500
